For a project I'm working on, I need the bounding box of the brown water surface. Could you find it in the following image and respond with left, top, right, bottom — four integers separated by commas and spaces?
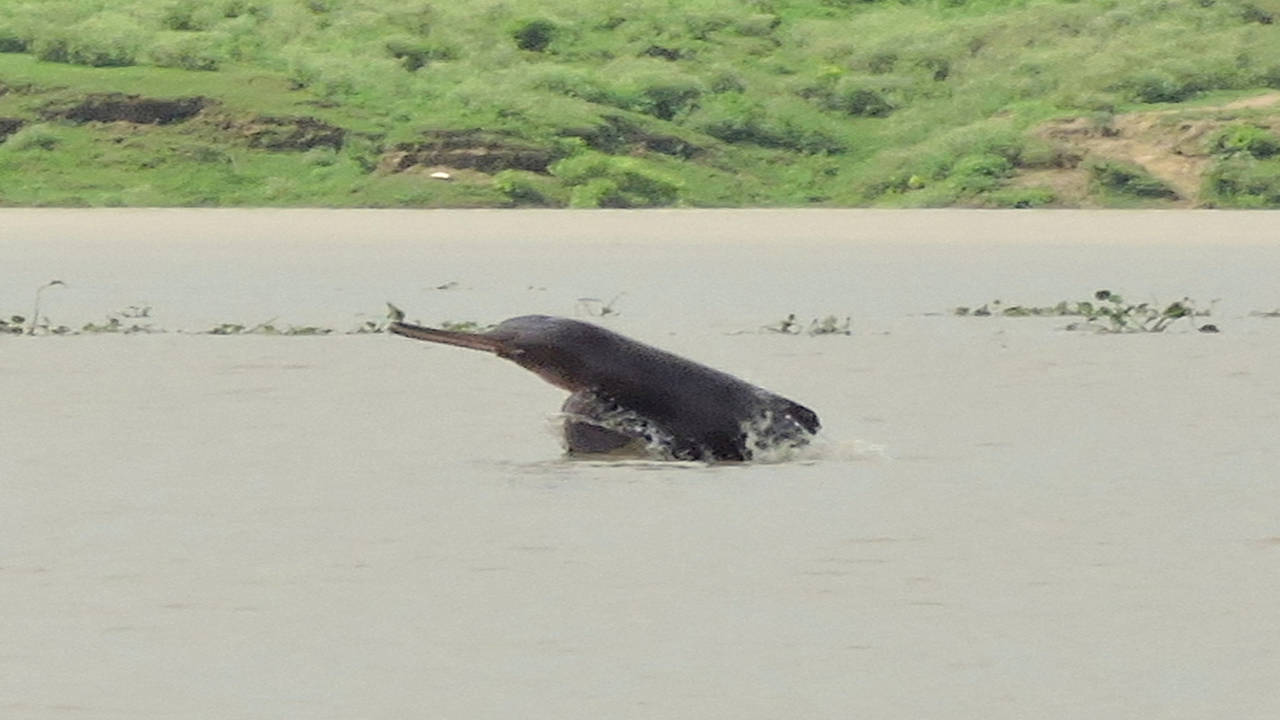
3, 210, 1279, 719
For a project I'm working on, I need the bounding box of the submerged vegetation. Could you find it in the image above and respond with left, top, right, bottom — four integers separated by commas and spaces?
2, 0, 1280, 207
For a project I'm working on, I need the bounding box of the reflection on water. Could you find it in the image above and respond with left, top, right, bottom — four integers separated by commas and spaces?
2, 210, 1279, 720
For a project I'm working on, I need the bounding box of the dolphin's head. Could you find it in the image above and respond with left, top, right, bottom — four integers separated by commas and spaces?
390, 316, 615, 392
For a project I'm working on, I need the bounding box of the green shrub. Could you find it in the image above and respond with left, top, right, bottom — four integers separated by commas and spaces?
986, 186, 1057, 208
511, 17, 558, 52
629, 74, 704, 121
1088, 158, 1178, 199
304, 0, 339, 13
342, 135, 383, 173
1210, 124, 1280, 159
1240, 3, 1275, 24
387, 2, 436, 36
1205, 157, 1280, 207
967, 131, 1030, 168
855, 119, 1032, 201
537, 62, 704, 121
214, 15, 266, 62
385, 35, 460, 71
1260, 63, 1280, 89
35, 14, 148, 68
569, 177, 622, 208
386, 36, 426, 70
0, 24, 27, 53
285, 52, 394, 99
551, 153, 612, 184
948, 153, 1013, 194
864, 50, 898, 75
161, 0, 218, 31
220, 0, 270, 20
1017, 138, 1082, 169
30, 29, 71, 63
708, 72, 747, 95
1113, 56, 1250, 105
529, 66, 621, 106
827, 77, 896, 117
551, 152, 680, 207
689, 94, 846, 153
895, 125, 1026, 186
916, 55, 950, 82
684, 12, 733, 40
494, 169, 565, 206
680, 93, 756, 142
1119, 71, 1196, 104
149, 33, 226, 71
733, 14, 781, 37
2, 123, 62, 152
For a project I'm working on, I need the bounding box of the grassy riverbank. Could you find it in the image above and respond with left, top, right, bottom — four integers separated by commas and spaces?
3, 0, 1280, 208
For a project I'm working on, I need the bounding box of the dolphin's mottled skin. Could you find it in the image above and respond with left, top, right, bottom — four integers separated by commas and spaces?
390, 316, 819, 461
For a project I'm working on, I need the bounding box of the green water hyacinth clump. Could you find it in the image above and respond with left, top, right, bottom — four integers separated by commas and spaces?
956, 290, 1218, 333
762, 314, 851, 336
1, 315, 26, 334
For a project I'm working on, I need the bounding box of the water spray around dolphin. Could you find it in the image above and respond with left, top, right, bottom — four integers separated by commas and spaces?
389, 315, 820, 462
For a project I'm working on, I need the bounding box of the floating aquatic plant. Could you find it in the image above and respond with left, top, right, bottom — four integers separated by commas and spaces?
762, 314, 851, 336
956, 290, 1218, 333
1, 315, 25, 335
201, 321, 332, 336
2, 296, 505, 337
81, 305, 159, 334
808, 315, 852, 336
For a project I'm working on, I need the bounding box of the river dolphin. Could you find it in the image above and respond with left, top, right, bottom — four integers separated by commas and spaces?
390, 316, 820, 461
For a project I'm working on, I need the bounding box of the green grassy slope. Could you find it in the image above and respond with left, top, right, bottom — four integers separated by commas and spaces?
2, 0, 1280, 207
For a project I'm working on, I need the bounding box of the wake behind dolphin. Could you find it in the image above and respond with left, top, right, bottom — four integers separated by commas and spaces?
389, 315, 820, 462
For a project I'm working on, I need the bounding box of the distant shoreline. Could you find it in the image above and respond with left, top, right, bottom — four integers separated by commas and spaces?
3, 1, 1280, 209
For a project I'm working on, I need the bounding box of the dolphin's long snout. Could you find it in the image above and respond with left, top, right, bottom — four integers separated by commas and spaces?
389, 321, 505, 353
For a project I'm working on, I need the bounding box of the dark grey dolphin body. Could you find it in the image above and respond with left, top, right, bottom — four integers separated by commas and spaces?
389, 316, 819, 462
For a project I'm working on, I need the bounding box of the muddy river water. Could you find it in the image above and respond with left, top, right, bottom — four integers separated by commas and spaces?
3, 209, 1279, 719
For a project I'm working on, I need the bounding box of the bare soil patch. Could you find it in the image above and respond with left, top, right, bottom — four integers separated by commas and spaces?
42, 93, 208, 125
207, 113, 346, 151
379, 130, 555, 174
1021, 91, 1280, 206
0, 116, 23, 141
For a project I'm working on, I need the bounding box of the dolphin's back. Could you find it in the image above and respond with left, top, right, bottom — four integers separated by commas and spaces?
499, 317, 820, 460
398, 314, 820, 461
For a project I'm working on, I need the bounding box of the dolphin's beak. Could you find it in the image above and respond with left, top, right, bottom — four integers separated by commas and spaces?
389, 321, 506, 353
